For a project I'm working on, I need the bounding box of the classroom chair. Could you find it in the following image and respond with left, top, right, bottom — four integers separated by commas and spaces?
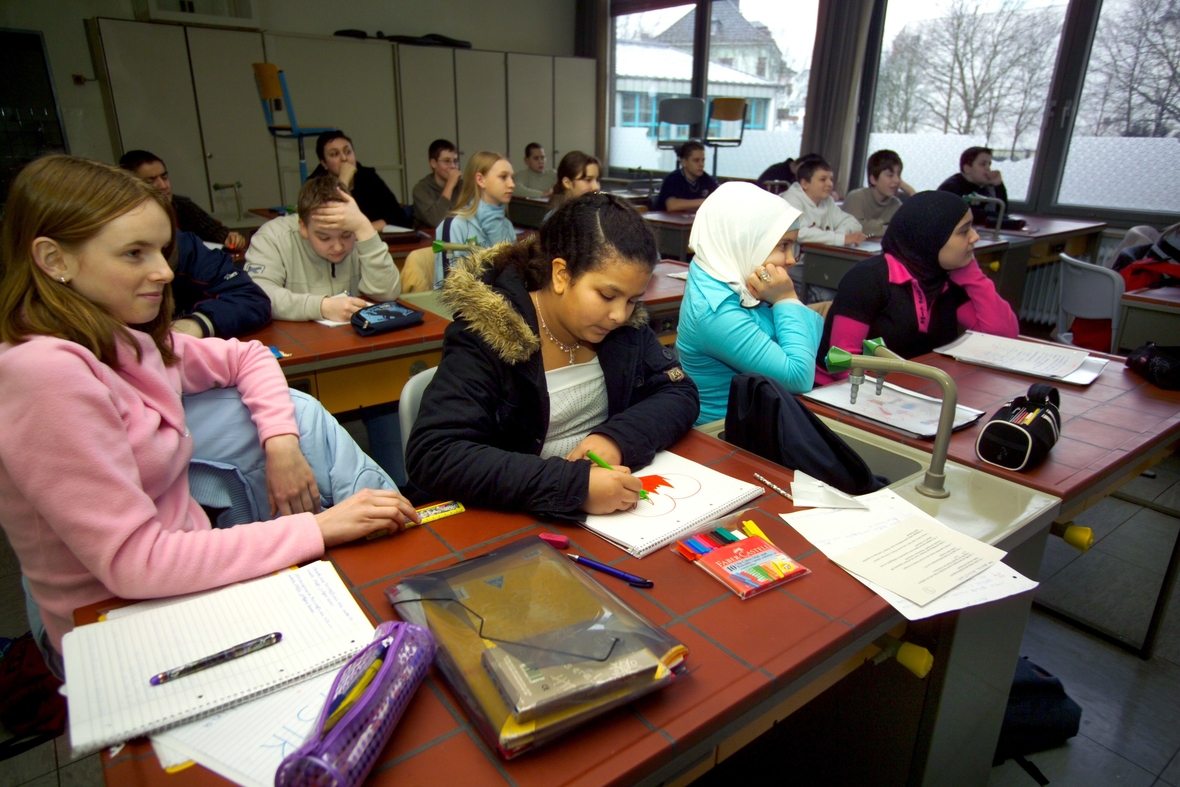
704, 97, 748, 178
656, 98, 705, 151
251, 63, 336, 184
1056, 253, 1125, 354
399, 366, 439, 455
401, 246, 436, 293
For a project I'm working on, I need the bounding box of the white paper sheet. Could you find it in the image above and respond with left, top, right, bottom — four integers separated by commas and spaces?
782, 489, 1037, 620
830, 517, 1004, 606
667, 271, 689, 280
152, 672, 334, 787
789, 471, 868, 509
936, 332, 1089, 379
804, 379, 985, 438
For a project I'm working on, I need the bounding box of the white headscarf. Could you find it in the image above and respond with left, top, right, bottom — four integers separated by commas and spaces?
688, 181, 804, 308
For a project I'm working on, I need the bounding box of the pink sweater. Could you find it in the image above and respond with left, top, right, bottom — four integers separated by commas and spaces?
0, 331, 324, 652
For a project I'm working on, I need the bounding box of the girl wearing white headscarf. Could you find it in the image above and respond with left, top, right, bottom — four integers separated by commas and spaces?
676, 181, 823, 425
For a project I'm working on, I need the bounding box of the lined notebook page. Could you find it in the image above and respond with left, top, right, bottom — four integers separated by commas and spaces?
581, 451, 764, 558
63, 561, 373, 755
153, 671, 335, 787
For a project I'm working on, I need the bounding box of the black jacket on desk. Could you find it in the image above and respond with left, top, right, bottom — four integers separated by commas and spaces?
310, 163, 406, 226
936, 173, 1009, 224
406, 249, 700, 518
171, 231, 272, 338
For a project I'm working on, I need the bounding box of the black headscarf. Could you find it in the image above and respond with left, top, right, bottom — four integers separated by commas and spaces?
881, 191, 973, 297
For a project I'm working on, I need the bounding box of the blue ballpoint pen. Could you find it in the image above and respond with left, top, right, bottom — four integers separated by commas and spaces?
567, 553, 654, 588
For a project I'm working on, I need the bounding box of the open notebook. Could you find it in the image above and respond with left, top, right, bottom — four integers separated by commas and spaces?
581, 451, 764, 558
61, 561, 374, 756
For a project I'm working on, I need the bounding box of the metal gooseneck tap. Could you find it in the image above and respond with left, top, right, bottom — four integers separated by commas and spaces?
963, 194, 1006, 240
825, 339, 958, 499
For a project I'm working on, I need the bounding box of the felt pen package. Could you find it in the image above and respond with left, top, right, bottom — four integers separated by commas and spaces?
386, 536, 688, 759
275, 621, 435, 787
671, 510, 810, 599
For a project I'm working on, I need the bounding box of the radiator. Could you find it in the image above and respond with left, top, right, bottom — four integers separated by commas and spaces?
1020, 261, 1061, 326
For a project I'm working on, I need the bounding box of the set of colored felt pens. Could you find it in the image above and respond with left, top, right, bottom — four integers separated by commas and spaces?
672, 520, 810, 599
1007, 406, 1044, 426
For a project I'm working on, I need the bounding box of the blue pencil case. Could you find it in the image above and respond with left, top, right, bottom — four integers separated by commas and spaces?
275, 620, 435, 787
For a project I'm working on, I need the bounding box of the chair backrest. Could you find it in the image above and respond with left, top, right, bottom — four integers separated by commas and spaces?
252, 63, 283, 100
709, 97, 747, 122
400, 246, 437, 293
656, 98, 705, 150
399, 366, 439, 455
1057, 253, 1125, 354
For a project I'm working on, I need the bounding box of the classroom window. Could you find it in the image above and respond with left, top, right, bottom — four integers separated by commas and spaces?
610, 4, 696, 171
704, 0, 818, 178
868, 0, 1066, 201
1057, 0, 1180, 213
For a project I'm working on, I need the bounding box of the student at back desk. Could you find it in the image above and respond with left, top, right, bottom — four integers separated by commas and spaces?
433, 151, 517, 288
311, 130, 408, 232
412, 139, 462, 230
653, 141, 719, 212
545, 151, 601, 222
120, 149, 247, 250
515, 143, 558, 199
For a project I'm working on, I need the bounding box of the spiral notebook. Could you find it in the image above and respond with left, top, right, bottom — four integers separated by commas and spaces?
61, 561, 374, 756
580, 451, 764, 558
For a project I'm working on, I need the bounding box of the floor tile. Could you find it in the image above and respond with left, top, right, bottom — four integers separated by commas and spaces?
1019, 612, 1180, 774
1121, 466, 1180, 502
1161, 747, 1180, 785
0, 571, 30, 639
1076, 495, 1146, 544
1157, 481, 1180, 513
1036, 549, 1162, 646
58, 753, 104, 787
988, 734, 1155, 787
16, 775, 57, 787
1037, 534, 1085, 583
1093, 508, 1180, 574
0, 740, 55, 787
1145, 570, 1180, 667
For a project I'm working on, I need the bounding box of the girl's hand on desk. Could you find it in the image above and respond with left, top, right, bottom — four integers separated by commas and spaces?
314, 489, 421, 545
566, 434, 623, 466
265, 434, 322, 516
582, 467, 642, 515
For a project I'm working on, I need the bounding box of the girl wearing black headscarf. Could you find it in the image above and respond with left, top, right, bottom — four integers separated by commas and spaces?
815, 191, 1018, 381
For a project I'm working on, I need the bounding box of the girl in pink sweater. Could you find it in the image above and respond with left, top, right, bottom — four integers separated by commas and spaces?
0, 156, 419, 663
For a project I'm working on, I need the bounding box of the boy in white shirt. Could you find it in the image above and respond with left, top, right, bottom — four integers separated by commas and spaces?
781, 157, 865, 302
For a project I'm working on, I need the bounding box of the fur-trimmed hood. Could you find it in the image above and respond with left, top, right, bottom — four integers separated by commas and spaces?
439, 246, 649, 365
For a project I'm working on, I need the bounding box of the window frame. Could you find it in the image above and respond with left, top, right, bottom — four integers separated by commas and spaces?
851, 0, 1180, 227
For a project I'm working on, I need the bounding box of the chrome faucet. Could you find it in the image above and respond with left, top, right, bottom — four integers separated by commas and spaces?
825, 339, 958, 499
964, 194, 1006, 240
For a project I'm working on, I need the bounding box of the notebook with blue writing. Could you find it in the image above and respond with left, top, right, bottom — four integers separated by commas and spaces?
61, 561, 374, 756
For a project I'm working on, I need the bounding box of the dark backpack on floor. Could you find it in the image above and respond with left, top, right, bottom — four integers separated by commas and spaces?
724, 374, 885, 495
993, 657, 1083, 785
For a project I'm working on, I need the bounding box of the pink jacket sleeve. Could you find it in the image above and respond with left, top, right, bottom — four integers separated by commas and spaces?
951, 261, 1019, 338
0, 340, 322, 603
173, 333, 299, 445
814, 314, 871, 385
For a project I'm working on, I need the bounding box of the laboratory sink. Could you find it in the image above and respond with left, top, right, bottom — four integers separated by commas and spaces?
696, 417, 1061, 553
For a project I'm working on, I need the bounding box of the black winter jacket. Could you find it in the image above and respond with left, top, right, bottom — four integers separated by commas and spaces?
406, 249, 699, 517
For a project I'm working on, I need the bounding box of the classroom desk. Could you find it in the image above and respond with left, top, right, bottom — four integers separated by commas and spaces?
507, 195, 550, 228
800, 216, 1107, 311
240, 306, 447, 414
799, 237, 1010, 297
1116, 285, 1180, 353
82, 427, 1059, 787
803, 351, 1180, 525
643, 210, 696, 261
398, 260, 689, 346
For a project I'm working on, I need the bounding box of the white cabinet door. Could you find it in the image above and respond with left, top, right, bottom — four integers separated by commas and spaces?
185, 27, 281, 214
553, 57, 597, 160
507, 53, 554, 170
263, 34, 402, 204
96, 18, 209, 210
454, 50, 508, 161
397, 45, 458, 191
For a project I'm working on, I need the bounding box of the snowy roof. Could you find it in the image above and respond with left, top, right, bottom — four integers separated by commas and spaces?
614, 41, 775, 86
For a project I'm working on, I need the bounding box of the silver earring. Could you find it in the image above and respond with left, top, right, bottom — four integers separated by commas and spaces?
58, 276, 67, 283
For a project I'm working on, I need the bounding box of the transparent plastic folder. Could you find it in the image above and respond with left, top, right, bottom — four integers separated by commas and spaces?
386, 536, 688, 758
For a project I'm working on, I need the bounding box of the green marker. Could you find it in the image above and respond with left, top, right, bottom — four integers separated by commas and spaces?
586, 450, 652, 503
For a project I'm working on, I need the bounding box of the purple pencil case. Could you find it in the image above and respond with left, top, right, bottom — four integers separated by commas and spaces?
275, 621, 435, 787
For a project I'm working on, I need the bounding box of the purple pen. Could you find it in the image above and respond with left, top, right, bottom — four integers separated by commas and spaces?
567, 553, 654, 588
149, 632, 282, 686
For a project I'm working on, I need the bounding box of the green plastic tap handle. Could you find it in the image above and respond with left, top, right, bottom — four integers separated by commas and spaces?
825, 346, 854, 372
431, 240, 443, 253
863, 337, 887, 356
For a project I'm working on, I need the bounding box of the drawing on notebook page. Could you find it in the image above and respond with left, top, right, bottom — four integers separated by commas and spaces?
630, 473, 703, 516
